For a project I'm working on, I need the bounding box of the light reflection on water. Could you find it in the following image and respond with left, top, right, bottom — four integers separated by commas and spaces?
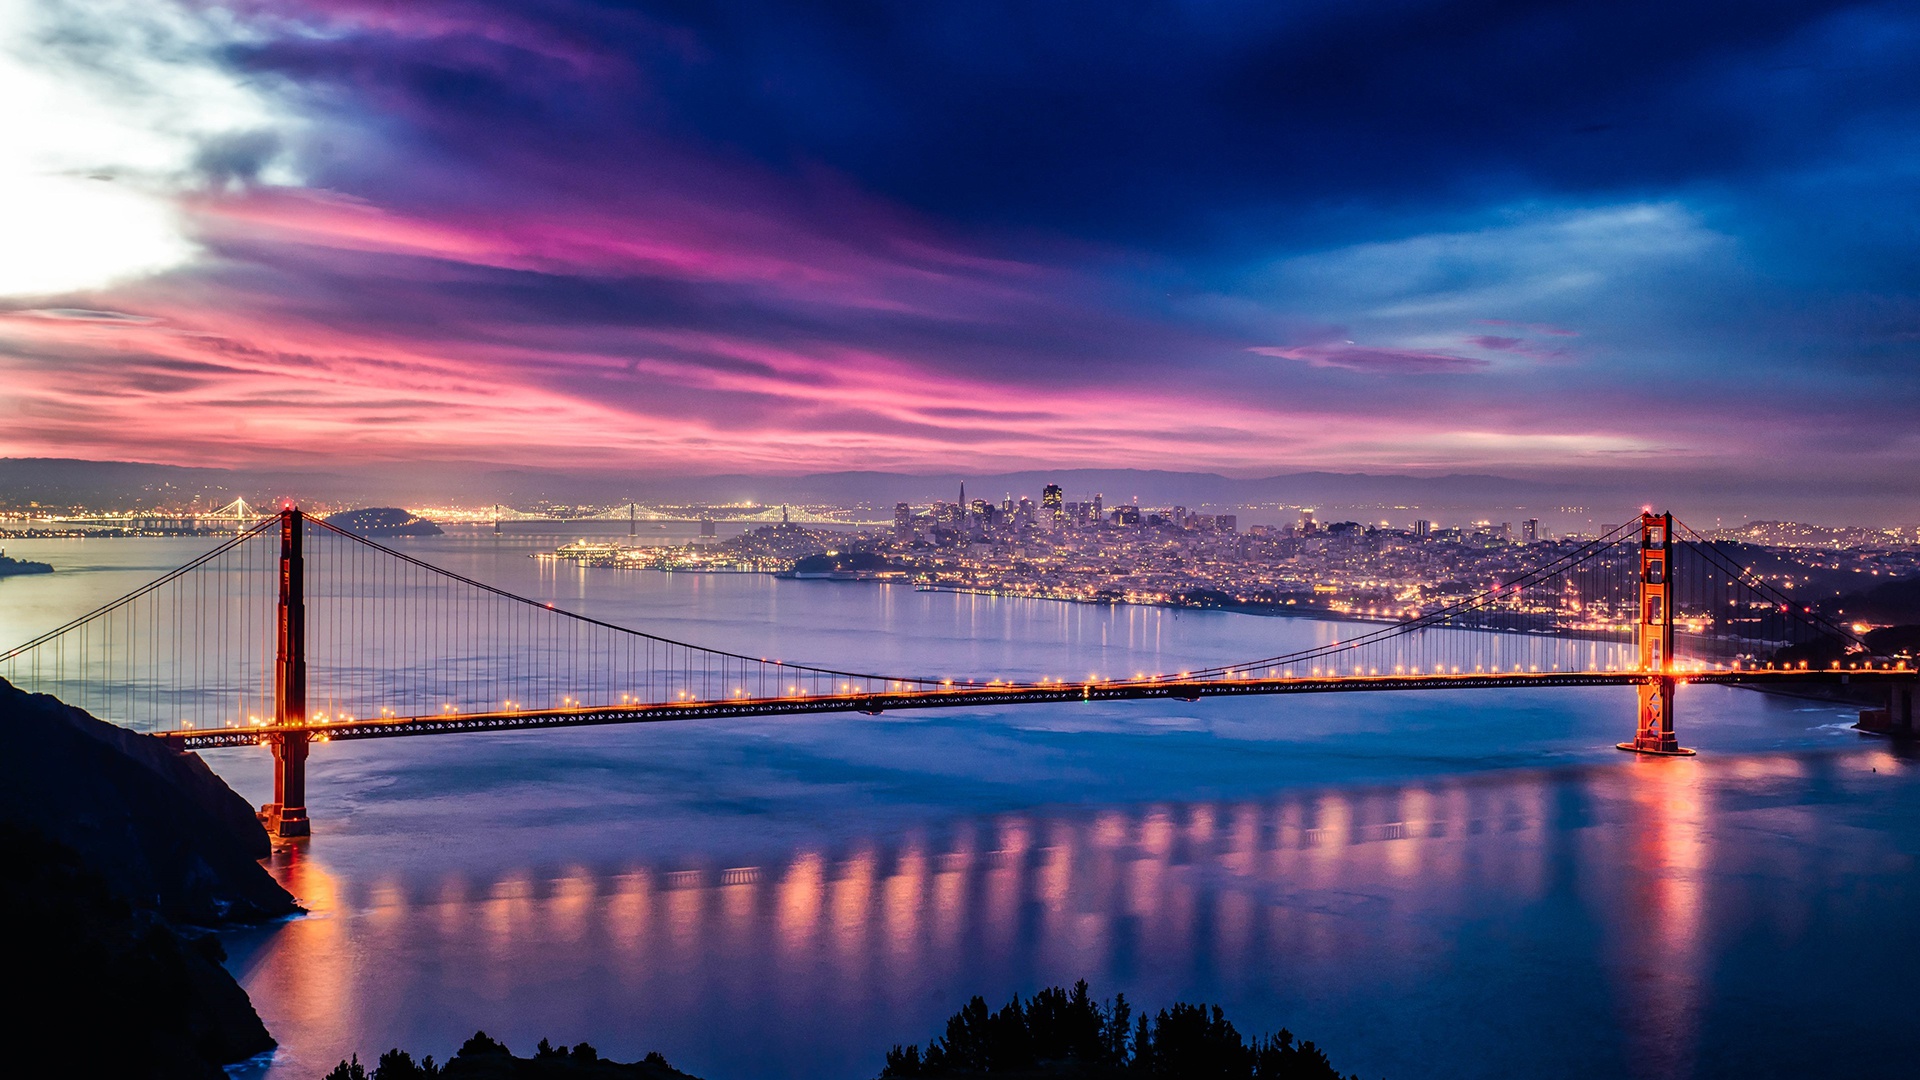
220, 749, 1920, 1080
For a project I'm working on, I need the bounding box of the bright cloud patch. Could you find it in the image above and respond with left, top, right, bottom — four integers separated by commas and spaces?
0, 0, 296, 297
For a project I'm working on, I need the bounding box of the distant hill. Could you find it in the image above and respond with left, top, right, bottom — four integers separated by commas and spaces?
1827, 577, 1920, 626
3, 456, 1917, 527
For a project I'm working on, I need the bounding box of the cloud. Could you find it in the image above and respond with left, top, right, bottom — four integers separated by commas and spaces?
0, 0, 1916, 501
6, 308, 160, 324
1480, 320, 1578, 337
1466, 334, 1572, 362
0, 0, 300, 296
1251, 345, 1488, 375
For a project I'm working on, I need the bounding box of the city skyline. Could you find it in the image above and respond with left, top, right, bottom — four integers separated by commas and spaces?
0, 1, 1916, 512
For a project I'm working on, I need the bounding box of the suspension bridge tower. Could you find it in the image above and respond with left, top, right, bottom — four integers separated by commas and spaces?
1621, 511, 1694, 756
262, 506, 312, 836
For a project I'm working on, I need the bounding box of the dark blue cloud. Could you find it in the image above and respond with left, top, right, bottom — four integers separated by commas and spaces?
535, 1, 1919, 246
233, 2, 1918, 241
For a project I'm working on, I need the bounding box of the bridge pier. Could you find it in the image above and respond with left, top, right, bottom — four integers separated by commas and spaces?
1859, 682, 1916, 735
263, 732, 310, 837
1620, 675, 1692, 755
1891, 683, 1915, 735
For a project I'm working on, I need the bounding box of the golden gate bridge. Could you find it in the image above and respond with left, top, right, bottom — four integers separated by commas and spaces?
1, 508, 1913, 838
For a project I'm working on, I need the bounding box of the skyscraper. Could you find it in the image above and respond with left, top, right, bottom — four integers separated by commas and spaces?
1523, 518, 1540, 543
1042, 483, 1063, 530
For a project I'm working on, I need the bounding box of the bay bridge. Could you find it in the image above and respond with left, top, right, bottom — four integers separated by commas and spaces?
2, 508, 1913, 838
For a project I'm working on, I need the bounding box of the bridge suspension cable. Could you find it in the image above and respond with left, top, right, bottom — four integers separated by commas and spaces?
1157, 521, 1646, 684
299, 516, 938, 730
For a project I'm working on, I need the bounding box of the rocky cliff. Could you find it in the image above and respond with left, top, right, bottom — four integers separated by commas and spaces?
0, 677, 298, 1077
0, 677, 296, 923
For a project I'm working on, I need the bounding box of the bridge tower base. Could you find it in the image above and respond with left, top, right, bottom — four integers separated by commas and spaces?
1859, 683, 1917, 736
1619, 512, 1694, 756
1618, 675, 1694, 756
1890, 683, 1915, 735
261, 731, 311, 837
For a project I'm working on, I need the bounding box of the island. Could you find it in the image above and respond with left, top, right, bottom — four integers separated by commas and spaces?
0, 549, 53, 577
323, 507, 445, 537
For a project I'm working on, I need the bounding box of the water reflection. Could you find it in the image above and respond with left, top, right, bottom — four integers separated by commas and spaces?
1609, 759, 1708, 1078
230, 759, 1823, 1080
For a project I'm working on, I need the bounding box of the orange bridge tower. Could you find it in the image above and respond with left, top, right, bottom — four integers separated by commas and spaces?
262, 506, 313, 836
1620, 511, 1694, 756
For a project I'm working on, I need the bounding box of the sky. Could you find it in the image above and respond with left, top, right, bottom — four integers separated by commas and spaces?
0, 0, 1916, 503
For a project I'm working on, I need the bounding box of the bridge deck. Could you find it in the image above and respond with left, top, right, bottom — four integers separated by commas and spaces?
157, 668, 1914, 750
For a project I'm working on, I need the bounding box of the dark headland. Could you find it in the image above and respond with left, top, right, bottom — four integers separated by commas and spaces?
0, 677, 298, 1079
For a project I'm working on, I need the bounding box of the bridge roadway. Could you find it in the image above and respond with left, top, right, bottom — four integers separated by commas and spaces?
157, 667, 1915, 750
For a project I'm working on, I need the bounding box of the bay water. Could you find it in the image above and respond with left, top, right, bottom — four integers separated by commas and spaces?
3, 529, 1916, 1079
